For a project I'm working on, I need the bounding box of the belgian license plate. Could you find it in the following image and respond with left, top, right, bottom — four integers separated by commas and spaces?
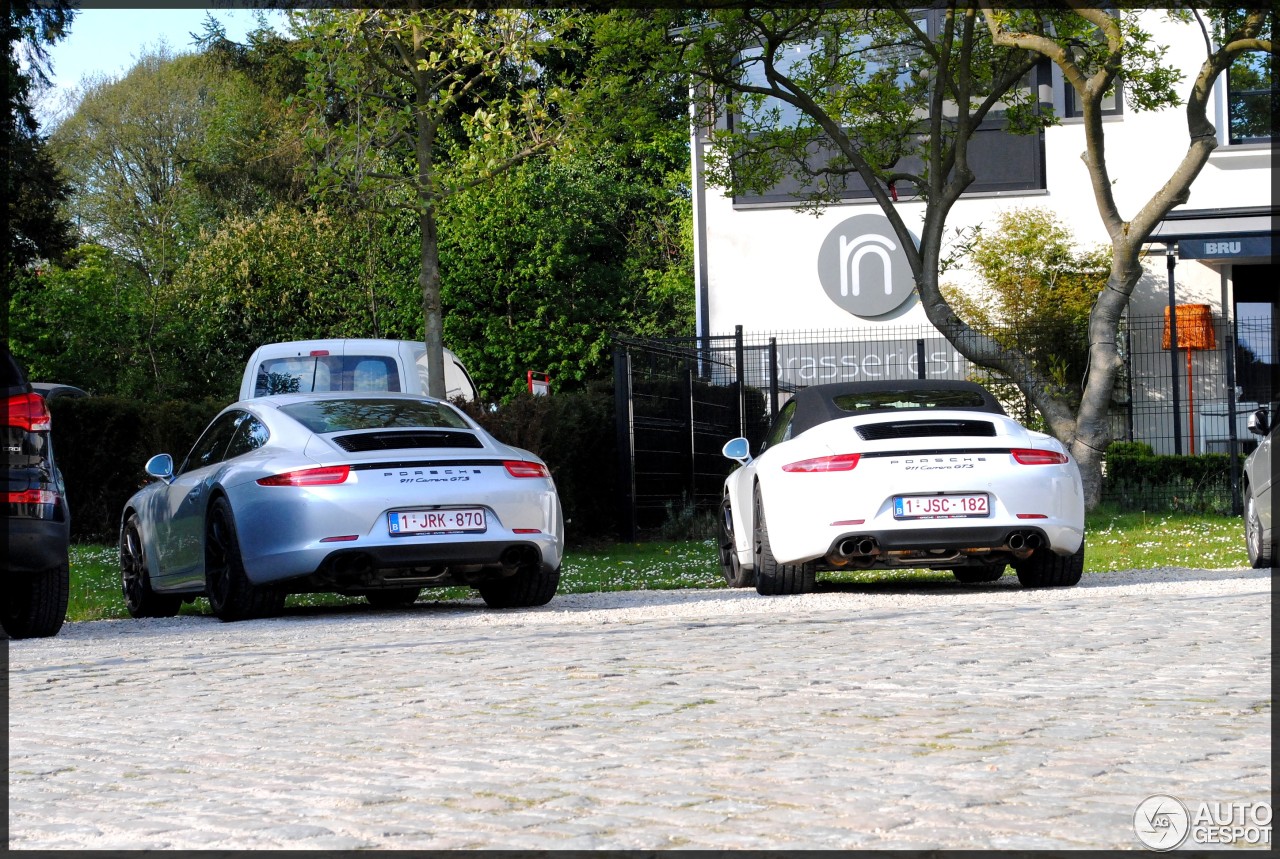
389, 508, 487, 535
893, 494, 989, 519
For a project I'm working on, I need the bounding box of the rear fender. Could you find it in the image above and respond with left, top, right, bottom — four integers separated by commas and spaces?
724, 472, 755, 569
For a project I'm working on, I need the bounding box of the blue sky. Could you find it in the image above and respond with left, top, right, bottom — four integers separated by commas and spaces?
38, 7, 284, 123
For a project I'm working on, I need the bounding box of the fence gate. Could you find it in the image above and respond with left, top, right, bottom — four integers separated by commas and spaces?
613, 334, 762, 541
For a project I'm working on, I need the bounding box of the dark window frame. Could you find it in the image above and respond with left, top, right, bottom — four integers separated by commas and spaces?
179, 411, 245, 475
223, 413, 270, 461
1225, 33, 1275, 146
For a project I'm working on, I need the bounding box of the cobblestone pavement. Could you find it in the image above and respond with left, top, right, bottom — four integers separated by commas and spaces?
7, 567, 1273, 850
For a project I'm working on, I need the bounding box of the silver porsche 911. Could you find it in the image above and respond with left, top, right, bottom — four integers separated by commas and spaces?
119, 393, 564, 621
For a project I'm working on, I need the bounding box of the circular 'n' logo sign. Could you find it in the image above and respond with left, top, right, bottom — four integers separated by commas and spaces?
817, 214, 916, 318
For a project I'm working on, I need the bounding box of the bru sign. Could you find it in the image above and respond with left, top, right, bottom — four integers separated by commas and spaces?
817, 214, 917, 318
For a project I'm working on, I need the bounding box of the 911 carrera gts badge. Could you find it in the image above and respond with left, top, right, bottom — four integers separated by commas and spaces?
889, 456, 987, 471
385, 467, 481, 484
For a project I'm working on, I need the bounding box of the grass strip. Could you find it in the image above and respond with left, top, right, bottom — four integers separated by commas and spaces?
65, 507, 1250, 623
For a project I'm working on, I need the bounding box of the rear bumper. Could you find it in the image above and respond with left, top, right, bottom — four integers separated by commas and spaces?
247, 533, 563, 591
6, 517, 70, 576
816, 521, 1084, 570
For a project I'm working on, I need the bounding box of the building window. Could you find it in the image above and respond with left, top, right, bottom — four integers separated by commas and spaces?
1063, 78, 1123, 118
726, 14, 1045, 204
733, 41, 820, 131
1225, 14, 1275, 145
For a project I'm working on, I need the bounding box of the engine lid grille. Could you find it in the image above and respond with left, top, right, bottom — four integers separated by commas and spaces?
332, 430, 483, 452
856, 420, 997, 441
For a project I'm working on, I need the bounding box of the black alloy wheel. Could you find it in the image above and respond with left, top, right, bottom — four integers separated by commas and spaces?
205, 497, 284, 621
121, 515, 182, 618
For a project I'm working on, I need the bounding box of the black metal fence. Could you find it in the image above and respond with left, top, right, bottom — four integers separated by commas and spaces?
613, 312, 1273, 536
1114, 314, 1269, 457
613, 337, 763, 539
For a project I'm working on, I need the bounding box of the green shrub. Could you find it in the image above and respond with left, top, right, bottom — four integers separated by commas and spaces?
1105, 440, 1155, 458
1103, 448, 1241, 515
49, 396, 224, 541
656, 494, 720, 542
459, 383, 618, 541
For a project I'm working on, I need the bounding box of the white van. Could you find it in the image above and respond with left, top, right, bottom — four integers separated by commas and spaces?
239, 339, 479, 402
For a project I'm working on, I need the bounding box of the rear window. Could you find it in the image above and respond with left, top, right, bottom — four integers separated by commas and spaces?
279, 399, 471, 434
832, 389, 988, 413
254, 356, 401, 396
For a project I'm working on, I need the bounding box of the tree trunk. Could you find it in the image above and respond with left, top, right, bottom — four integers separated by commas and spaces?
419, 203, 446, 399
414, 57, 447, 400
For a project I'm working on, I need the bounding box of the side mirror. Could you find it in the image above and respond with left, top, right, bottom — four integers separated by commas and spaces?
145, 453, 175, 483
1246, 409, 1270, 436
722, 437, 752, 464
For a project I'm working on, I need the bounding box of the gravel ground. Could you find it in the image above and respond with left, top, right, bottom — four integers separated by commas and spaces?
7, 566, 1274, 850
25, 564, 1274, 640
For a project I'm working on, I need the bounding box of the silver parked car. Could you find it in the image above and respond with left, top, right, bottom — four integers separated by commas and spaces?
120, 393, 563, 621
1243, 406, 1274, 569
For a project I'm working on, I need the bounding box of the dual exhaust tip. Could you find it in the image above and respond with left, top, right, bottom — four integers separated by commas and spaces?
1006, 530, 1044, 551
837, 537, 880, 558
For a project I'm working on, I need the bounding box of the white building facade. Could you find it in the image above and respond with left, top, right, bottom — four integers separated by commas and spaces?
690, 11, 1275, 456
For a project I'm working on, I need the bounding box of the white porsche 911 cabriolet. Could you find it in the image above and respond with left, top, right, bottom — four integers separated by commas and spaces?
719, 380, 1086, 595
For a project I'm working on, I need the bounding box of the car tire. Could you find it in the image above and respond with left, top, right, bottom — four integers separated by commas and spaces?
205, 497, 283, 621
1244, 491, 1275, 569
120, 515, 182, 619
1, 562, 69, 639
478, 564, 560, 608
1014, 539, 1085, 588
753, 484, 816, 595
953, 564, 1006, 584
719, 497, 755, 588
366, 588, 421, 608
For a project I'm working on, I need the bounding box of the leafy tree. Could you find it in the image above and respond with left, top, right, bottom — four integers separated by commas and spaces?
167, 204, 420, 400
192, 15, 312, 214
440, 149, 693, 398
982, 6, 1273, 505
943, 208, 1110, 429
49, 49, 231, 288
290, 8, 577, 398
4, 0, 75, 298
612, 5, 1272, 508
6, 244, 151, 394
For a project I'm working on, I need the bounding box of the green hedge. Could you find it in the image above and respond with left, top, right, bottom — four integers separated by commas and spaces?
457, 384, 618, 541
50, 387, 620, 545
1103, 446, 1243, 515
48, 396, 226, 541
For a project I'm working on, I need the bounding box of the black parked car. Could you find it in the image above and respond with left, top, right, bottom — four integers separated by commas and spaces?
3, 345, 70, 638
31, 382, 90, 402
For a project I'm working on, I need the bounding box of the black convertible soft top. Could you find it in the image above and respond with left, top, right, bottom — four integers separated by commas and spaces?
788, 379, 1007, 437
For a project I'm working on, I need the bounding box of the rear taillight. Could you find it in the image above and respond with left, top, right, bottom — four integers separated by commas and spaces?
504, 460, 550, 479
257, 465, 352, 486
782, 453, 861, 473
7, 392, 51, 432
1011, 448, 1069, 465
8, 489, 59, 504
